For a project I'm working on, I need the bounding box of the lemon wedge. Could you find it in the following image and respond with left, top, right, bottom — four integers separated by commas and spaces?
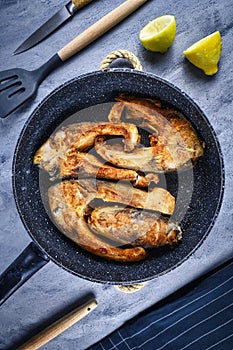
139, 15, 176, 53
183, 31, 222, 75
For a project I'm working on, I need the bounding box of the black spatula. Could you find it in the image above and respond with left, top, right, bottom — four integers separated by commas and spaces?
0, 56, 62, 118
0, 0, 148, 118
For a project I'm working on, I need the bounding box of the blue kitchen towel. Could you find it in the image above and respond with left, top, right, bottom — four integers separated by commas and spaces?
89, 259, 233, 350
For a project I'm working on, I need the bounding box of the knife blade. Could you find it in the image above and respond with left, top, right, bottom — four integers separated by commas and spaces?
14, 0, 94, 55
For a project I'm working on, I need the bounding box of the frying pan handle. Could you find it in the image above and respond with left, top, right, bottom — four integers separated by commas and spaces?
0, 242, 49, 307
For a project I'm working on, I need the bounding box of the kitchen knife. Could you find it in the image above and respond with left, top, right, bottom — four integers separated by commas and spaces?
14, 0, 94, 55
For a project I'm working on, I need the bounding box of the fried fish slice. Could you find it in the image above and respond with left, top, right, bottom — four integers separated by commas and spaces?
33, 122, 140, 179
95, 139, 159, 172
52, 148, 159, 187
48, 182, 147, 262
95, 137, 194, 173
51, 178, 175, 217
88, 206, 182, 248
70, 179, 175, 215
121, 96, 204, 156
94, 180, 175, 215
105, 96, 205, 171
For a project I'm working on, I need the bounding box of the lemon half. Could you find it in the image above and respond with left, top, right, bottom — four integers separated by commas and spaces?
139, 15, 176, 53
183, 31, 222, 75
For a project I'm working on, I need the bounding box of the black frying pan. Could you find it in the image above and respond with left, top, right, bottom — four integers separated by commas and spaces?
0, 67, 224, 306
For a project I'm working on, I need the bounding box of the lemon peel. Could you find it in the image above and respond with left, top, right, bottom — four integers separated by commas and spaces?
139, 15, 176, 53
183, 31, 222, 75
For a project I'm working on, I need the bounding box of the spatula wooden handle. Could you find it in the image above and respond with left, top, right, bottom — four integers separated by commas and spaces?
58, 0, 148, 61
18, 299, 97, 350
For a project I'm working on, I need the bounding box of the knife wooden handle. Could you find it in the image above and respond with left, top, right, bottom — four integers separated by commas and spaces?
58, 0, 148, 61
71, 0, 94, 10
17, 299, 97, 350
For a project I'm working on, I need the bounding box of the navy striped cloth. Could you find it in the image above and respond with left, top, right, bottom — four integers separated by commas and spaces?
89, 259, 233, 350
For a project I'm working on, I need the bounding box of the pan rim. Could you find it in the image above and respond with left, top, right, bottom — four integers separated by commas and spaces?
12, 68, 225, 284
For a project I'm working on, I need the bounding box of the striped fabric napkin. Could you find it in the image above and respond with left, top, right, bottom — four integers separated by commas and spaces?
89, 259, 233, 350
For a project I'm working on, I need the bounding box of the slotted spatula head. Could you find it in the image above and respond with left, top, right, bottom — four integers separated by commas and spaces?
0, 54, 62, 118
0, 68, 39, 118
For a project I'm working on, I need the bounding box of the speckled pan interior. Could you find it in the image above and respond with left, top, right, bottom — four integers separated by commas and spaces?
12, 69, 224, 284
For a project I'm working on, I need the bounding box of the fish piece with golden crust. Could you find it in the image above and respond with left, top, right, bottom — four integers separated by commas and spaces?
53, 148, 159, 187
102, 96, 205, 172
88, 206, 182, 248
95, 139, 160, 172
118, 95, 204, 159
58, 179, 175, 216
94, 180, 175, 215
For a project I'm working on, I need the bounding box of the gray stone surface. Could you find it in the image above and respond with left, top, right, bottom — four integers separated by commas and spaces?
0, 0, 232, 349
